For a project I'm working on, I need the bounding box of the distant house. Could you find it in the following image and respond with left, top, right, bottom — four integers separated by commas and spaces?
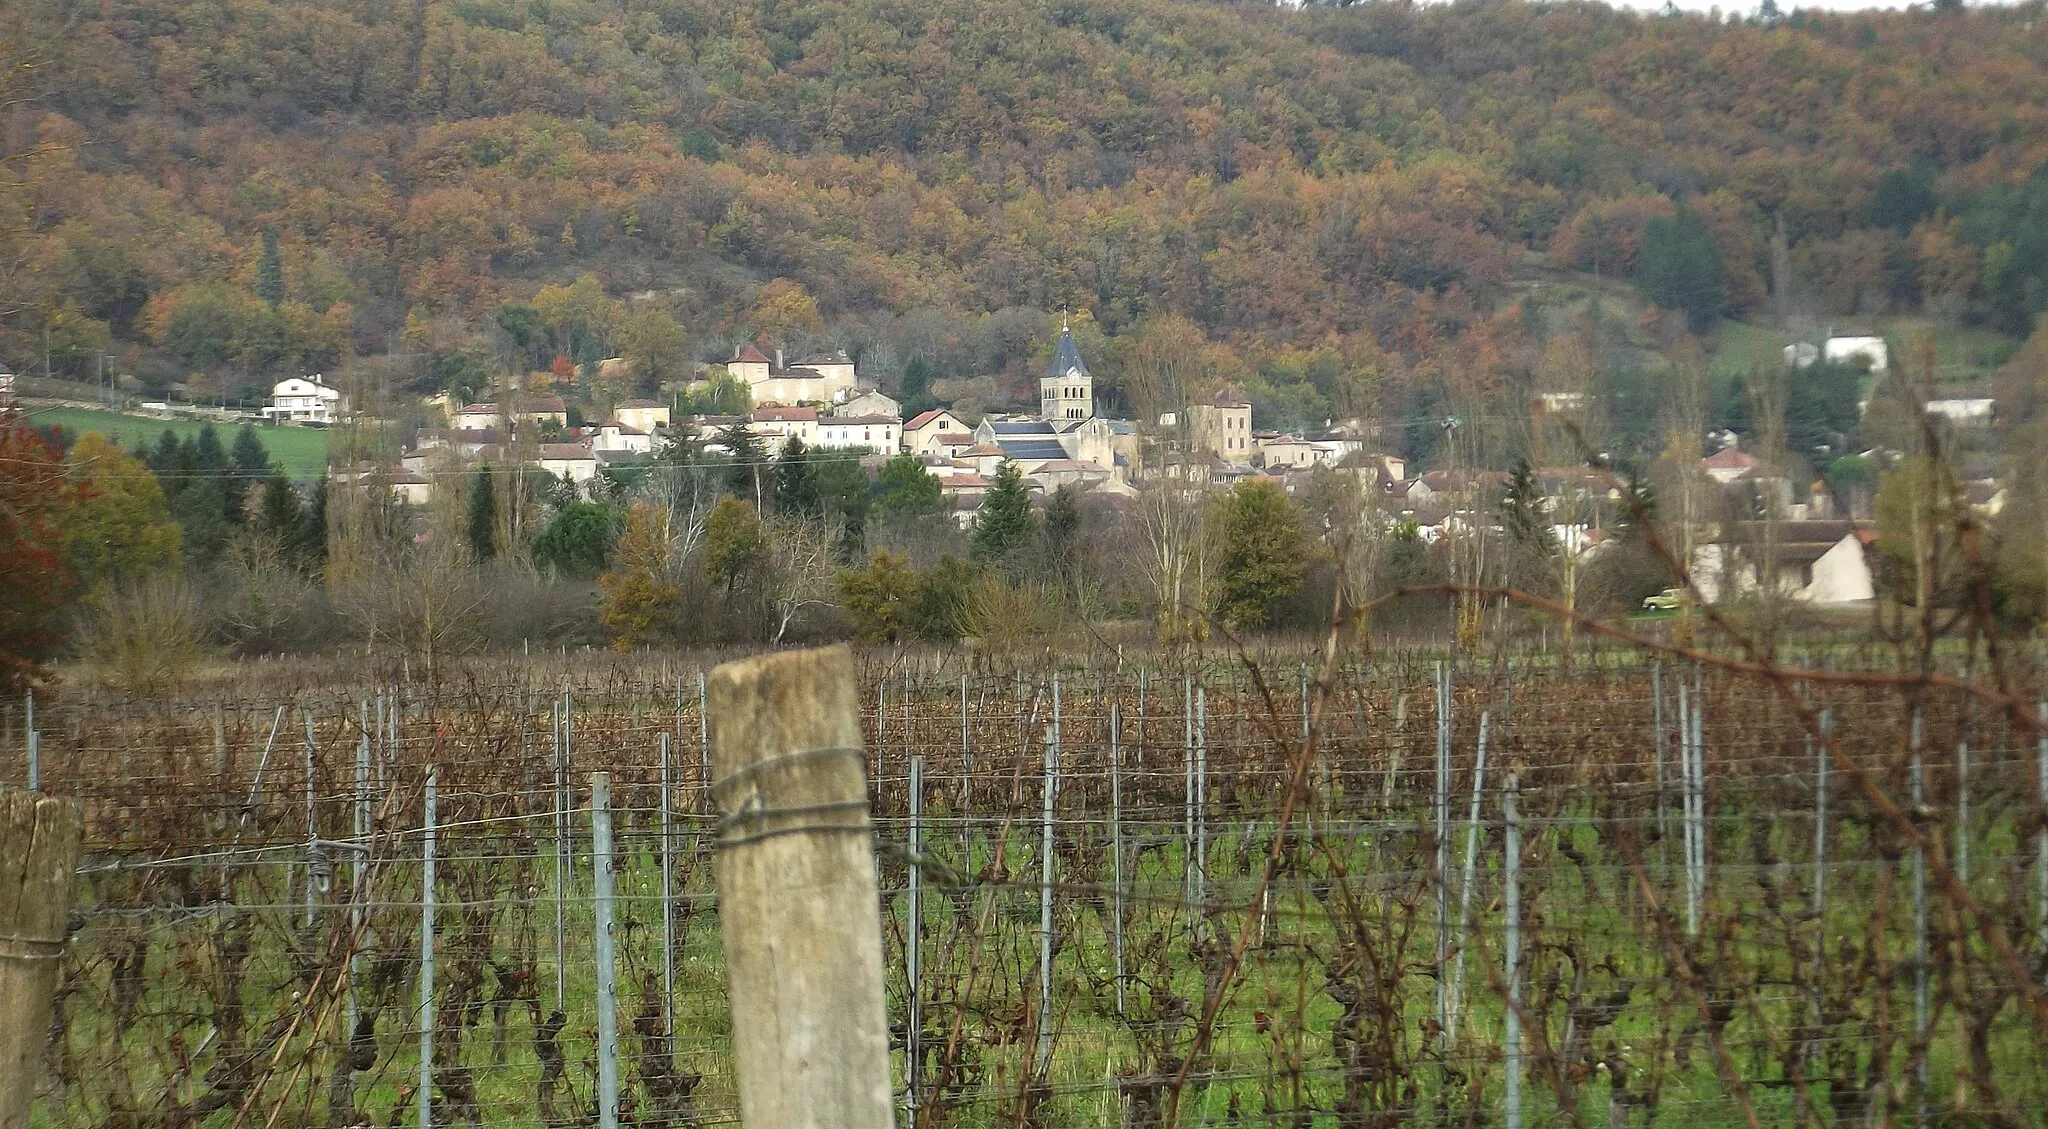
590, 422, 654, 456
1825, 336, 1888, 374
1255, 433, 1320, 470
726, 346, 859, 406
1925, 398, 1995, 425
263, 377, 347, 424
612, 398, 671, 433
748, 405, 820, 451
837, 390, 901, 419
1187, 389, 1253, 462
1693, 521, 1876, 605
453, 396, 567, 431
815, 414, 901, 451
0, 367, 17, 408
904, 409, 970, 456
538, 442, 598, 485
387, 469, 433, 506
1703, 444, 1760, 485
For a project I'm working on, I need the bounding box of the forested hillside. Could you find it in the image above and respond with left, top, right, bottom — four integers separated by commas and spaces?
7, 0, 2048, 455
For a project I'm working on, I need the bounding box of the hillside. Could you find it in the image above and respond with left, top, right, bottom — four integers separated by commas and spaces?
6, 0, 2048, 464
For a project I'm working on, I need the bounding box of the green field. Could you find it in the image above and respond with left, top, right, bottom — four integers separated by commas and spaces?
23, 405, 330, 479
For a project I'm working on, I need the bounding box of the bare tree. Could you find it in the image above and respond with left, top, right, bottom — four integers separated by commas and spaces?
765, 519, 838, 644
1134, 467, 1211, 644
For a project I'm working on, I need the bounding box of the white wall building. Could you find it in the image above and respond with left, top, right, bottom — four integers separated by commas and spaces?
727, 345, 859, 406
612, 398, 671, 433
1692, 522, 1875, 605
904, 409, 970, 456
815, 414, 901, 451
748, 406, 819, 451
538, 442, 598, 485
263, 377, 346, 424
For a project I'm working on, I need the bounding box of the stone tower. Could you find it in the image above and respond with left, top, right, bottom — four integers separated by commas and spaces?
1039, 317, 1094, 421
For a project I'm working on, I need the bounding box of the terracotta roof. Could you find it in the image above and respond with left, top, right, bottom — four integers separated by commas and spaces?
962, 443, 1007, 458
539, 443, 595, 460
905, 409, 952, 430
1704, 447, 1760, 470
934, 432, 973, 445
941, 473, 992, 490
751, 407, 818, 422
825, 414, 899, 426
734, 344, 771, 364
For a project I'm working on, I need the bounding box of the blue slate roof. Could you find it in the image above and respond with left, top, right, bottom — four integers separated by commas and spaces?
1047, 326, 1091, 378
990, 419, 1058, 436
999, 438, 1070, 461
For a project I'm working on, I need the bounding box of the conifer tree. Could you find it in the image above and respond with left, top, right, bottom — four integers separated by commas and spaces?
468, 468, 497, 561
969, 459, 1034, 565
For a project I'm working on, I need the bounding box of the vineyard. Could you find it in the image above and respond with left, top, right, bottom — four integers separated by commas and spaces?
13, 642, 2048, 1128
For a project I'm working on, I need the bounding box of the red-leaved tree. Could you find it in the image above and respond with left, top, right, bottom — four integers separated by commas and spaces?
0, 411, 77, 692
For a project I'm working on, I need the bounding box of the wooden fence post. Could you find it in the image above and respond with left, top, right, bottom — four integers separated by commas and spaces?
708, 646, 894, 1129
0, 790, 82, 1129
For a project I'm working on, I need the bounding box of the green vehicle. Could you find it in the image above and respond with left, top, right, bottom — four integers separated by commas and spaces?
1641, 587, 1684, 611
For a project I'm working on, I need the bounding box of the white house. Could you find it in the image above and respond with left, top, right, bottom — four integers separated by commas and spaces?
904, 409, 970, 456
1256, 434, 1321, 470
1692, 522, 1876, 605
1925, 398, 1995, 425
590, 422, 655, 456
815, 414, 901, 451
263, 377, 346, 424
612, 398, 671, 433
1824, 336, 1889, 374
748, 406, 819, 451
538, 442, 598, 485
0, 367, 15, 408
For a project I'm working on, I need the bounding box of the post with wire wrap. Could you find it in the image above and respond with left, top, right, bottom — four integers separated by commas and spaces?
0, 790, 81, 1129
707, 645, 894, 1129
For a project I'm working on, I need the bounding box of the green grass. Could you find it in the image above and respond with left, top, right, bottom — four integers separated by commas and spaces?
22, 406, 330, 479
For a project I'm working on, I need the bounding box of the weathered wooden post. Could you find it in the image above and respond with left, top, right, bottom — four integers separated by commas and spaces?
709, 646, 894, 1129
0, 790, 83, 1129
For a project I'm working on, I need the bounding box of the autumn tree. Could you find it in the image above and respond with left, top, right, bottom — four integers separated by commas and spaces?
838, 548, 918, 642
750, 278, 821, 345
702, 497, 766, 592
0, 413, 76, 691
63, 432, 182, 593
620, 307, 687, 393
599, 501, 680, 649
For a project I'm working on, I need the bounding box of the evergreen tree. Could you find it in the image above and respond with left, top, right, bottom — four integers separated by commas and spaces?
774, 435, 821, 518
256, 472, 301, 538
1040, 485, 1081, 595
717, 421, 767, 505
875, 455, 942, 513
1499, 458, 1559, 593
969, 460, 1034, 565
899, 356, 937, 416
228, 424, 270, 521
256, 227, 285, 308
468, 469, 498, 562
295, 478, 328, 568
1639, 204, 1725, 332
171, 480, 232, 566
148, 429, 181, 481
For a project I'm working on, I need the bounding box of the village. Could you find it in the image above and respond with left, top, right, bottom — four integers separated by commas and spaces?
219, 318, 2009, 614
